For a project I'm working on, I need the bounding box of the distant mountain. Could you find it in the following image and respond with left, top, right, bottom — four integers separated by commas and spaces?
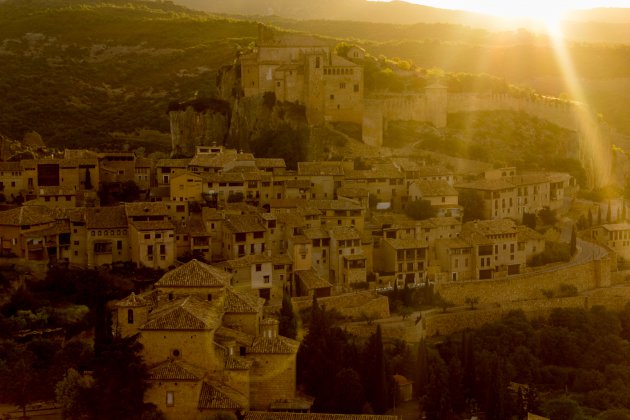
175, 0, 630, 45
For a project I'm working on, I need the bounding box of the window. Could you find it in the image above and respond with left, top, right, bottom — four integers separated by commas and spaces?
144, 234, 150, 239
330, 94, 334, 100
166, 391, 174, 407
340, 82, 346, 89
263, 275, 270, 284
255, 264, 262, 272
155, 233, 161, 239
160, 244, 166, 255
315, 56, 320, 68
74, 241, 79, 246
127, 309, 134, 324
117, 240, 122, 250
354, 84, 359, 92
147, 245, 153, 256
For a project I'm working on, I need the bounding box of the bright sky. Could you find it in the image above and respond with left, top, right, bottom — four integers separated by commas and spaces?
402, 0, 630, 19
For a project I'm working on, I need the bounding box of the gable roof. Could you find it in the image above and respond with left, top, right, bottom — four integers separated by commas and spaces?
148, 359, 206, 381
155, 259, 231, 288
0, 205, 55, 226
141, 295, 221, 331
86, 206, 127, 229
198, 382, 246, 410
224, 288, 265, 314
248, 336, 299, 354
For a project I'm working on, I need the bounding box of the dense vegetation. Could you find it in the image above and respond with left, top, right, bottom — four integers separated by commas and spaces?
0, 267, 163, 417
422, 307, 630, 419
0, 0, 257, 151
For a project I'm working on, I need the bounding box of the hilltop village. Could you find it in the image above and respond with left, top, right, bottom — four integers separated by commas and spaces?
2, 25, 630, 420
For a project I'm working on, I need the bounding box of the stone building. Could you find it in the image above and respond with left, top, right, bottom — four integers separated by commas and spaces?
114, 259, 301, 419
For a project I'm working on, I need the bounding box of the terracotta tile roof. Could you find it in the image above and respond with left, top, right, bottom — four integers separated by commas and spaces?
115, 292, 148, 308
410, 180, 458, 197
215, 326, 255, 347
202, 172, 245, 183
198, 382, 245, 409
0, 206, 55, 226
23, 221, 70, 237
125, 202, 169, 217
218, 254, 271, 270
307, 199, 363, 211
155, 259, 231, 288
142, 295, 221, 330
384, 237, 427, 250
277, 213, 306, 228
202, 207, 224, 221
601, 223, 630, 231
296, 270, 332, 291
148, 359, 206, 381
224, 288, 265, 314
130, 220, 175, 231
435, 237, 471, 249
516, 225, 544, 241
345, 164, 403, 180
285, 179, 311, 189
86, 206, 127, 229
187, 215, 210, 237
329, 226, 361, 241
189, 151, 238, 168
224, 215, 265, 233
337, 186, 369, 198
297, 162, 345, 176
255, 158, 286, 169
248, 336, 299, 354
303, 228, 329, 240
156, 158, 191, 168
225, 355, 253, 370
0, 161, 21, 171
244, 412, 398, 420
455, 178, 516, 191
135, 157, 153, 168
463, 219, 518, 236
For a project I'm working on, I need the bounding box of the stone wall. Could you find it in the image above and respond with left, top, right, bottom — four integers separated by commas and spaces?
293, 290, 390, 320
435, 257, 613, 306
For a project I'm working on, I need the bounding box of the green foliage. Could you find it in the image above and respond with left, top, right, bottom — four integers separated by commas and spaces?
459, 189, 485, 222
404, 199, 436, 221
278, 289, 297, 340
55, 368, 94, 419
250, 126, 308, 170
530, 241, 572, 266
465, 296, 479, 310
99, 181, 142, 205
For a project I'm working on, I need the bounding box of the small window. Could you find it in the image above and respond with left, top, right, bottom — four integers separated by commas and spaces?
264, 275, 270, 284
255, 264, 262, 272
172, 349, 180, 358
166, 391, 174, 407
127, 309, 134, 324
144, 234, 150, 239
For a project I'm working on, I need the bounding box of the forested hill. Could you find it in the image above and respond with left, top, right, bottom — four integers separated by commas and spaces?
0, 0, 258, 151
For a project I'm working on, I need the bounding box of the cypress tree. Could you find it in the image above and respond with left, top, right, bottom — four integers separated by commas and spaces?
84, 167, 93, 190
363, 325, 389, 414
279, 288, 297, 339
416, 339, 429, 398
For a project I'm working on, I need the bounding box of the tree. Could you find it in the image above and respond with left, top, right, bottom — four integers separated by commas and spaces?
279, 289, 297, 339
541, 396, 584, 420
465, 296, 480, 310
522, 212, 536, 229
55, 368, 94, 419
84, 167, 93, 190
405, 199, 436, 221
362, 325, 389, 414
570, 226, 577, 256
332, 368, 366, 414
588, 208, 593, 227
0, 342, 38, 419
85, 334, 150, 420
607, 200, 613, 223
460, 189, 485, 222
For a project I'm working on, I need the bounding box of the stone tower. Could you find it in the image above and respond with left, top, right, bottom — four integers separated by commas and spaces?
304, 51, 327, 125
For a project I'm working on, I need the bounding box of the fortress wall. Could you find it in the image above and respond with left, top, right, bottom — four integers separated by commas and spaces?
434, 257, 612, 306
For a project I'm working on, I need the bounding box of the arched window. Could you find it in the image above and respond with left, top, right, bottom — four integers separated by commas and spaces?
127, 309, 134, 324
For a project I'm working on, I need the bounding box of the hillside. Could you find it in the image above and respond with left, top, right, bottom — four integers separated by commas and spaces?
1, 0, 630, 158
0, 0, 258, 151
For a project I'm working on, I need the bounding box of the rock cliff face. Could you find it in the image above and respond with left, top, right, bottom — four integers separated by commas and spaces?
169, 107, 229, 156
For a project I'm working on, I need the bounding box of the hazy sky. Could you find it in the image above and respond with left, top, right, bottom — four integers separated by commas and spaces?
401, 0, 630, 18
